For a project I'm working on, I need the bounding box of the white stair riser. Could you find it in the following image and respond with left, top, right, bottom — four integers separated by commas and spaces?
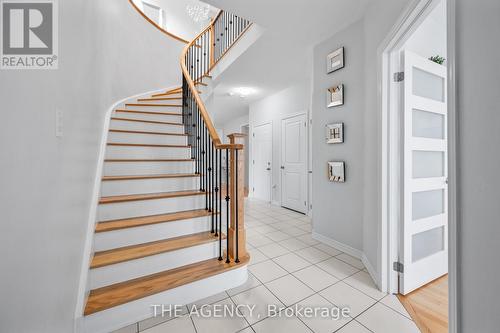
110, 119, 185, 133
113, 112, 182, 123
103, 161, 195, 176
94, 216, 212, 251
108, 132, 187, 145
80, 266, 248, 333
105, 146, 191, 160
98, 195, 206, 221
101, 177, 199, 196
89, 241, 220, 289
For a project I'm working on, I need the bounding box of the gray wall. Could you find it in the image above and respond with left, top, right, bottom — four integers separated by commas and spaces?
311, 20, 365, 251
311, 0, 411, 267
0, 1, 183, 332
456, 0, 500, 331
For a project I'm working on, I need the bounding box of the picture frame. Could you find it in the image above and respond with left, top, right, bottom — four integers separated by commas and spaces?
326, 47, 344, 73
328, 161, 345, 182
327, 84, 344, 107
326, 123, 344, 144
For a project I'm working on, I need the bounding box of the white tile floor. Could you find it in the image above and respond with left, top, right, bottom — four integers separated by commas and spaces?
113, 199, 420, 333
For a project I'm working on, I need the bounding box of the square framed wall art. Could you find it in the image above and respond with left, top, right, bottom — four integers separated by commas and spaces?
327, 84, 344, 107
326, 123, 344, 144
326, 47, 344, 73
328, 161, 345, 183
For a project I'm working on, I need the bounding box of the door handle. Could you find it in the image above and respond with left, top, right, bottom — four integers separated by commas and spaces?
280, 166, 285, 169
266, 168, 271, 171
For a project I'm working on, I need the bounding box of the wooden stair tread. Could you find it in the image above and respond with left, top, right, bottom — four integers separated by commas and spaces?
102, 173, 198, 181
110, 117, 183, 126
109, 129, 187, 136
137, 97, 182, 101
99, 190, 205, 204
115, 109, 182, 116
96, 209, 211, 233
194, 82, 208, 86
90, 231, 222, 269
151, 90, 201, 98
84, 254, 249, 315
104, 158, 194, 162
107, 143, 190, 148
125, 103, 182, 107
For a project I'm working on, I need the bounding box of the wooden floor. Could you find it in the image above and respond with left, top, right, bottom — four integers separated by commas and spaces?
397, 275, 448, 333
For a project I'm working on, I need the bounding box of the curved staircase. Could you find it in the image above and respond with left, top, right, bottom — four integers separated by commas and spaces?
80, 10, 253, 333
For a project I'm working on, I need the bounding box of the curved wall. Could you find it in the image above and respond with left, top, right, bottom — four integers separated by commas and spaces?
0, 1, 185, 332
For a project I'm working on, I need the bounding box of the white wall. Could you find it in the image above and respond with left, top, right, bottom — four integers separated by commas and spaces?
133, 0, 215, 41
0, 1, 184, 332
455, 0, 500, 331
221, 114, 249, 141
249, 82, 311, 205
405, 0, 447, 59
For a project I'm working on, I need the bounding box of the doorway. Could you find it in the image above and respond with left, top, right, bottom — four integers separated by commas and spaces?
252, 123, 272, 202
280, 114, 307, 213
241, 124, 250, 197
380, 0, 454, 332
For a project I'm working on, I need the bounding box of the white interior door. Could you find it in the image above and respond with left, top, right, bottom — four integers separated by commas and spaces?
252, 123, 272, 202
281, 114, 307, 213
401, 50, 448, 294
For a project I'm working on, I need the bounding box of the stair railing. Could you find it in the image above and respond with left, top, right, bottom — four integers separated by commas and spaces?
180, 11, 251, 263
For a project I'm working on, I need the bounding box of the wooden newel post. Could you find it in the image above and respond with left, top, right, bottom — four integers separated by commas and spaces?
228, 133, 247, 260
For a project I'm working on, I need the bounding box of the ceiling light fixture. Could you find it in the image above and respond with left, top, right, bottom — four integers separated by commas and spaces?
229, 87, 257, 98
186, 4, 210, 23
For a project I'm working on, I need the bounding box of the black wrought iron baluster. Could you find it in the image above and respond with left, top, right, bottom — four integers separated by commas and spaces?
214, 146, 219, 238
204, 124, 208, 210
210, 140, 214, 232
225, 148, 230, 263
201, 120, 205, 193
217, 149, 222, 260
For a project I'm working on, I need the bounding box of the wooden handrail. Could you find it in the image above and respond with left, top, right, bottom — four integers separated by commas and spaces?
180, 25, 224, 148
209, 23, 253, 72
180, 10, 251, 263
180, 11, 251, 151
128, 0, 190, 44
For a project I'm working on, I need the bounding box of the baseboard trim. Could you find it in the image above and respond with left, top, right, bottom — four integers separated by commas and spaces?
362, 253, 380, 289
312, 231, 381, 289
311, 231, 363, 259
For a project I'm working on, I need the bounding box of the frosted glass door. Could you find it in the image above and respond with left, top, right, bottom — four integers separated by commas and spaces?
401, 51, 448, 294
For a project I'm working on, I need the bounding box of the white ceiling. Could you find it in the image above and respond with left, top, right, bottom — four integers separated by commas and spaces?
202, 0, 373, 124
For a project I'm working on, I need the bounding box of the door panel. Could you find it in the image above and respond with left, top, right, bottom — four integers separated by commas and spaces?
401, 50, 448, 294
252, 123, 272, 202
281, 114, 307, 213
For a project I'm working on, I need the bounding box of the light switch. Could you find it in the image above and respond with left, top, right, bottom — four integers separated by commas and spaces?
55, 108, 63, 137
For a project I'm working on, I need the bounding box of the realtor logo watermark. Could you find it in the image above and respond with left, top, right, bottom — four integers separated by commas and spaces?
1, 0, 58, 69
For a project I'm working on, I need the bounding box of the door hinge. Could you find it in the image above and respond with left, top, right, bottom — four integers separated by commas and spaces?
253, 133, 255, 137
393, 72, 404, 82
304, 201, 307, 206
252, 187, 255, 192
393, 261, 404, 273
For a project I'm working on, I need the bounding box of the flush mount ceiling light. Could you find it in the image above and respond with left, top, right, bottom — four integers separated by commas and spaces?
186, 4, 210, 23
228, 87, 257, 98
